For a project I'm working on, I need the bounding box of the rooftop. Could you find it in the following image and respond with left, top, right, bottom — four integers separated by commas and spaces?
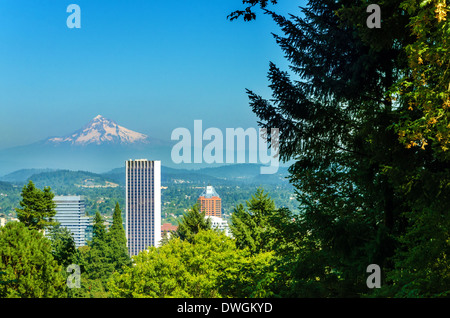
54, 195, 84, 201
199, 185, 220, 199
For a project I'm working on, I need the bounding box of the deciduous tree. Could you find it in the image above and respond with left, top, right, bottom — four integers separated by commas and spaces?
108, 230, 273, 298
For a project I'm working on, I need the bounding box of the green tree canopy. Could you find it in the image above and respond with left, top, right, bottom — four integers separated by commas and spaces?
48, 222, 80, 269
74, 207, 131, 298
108, 202, 127, 246
108, 229, 273, 298
0, 222, 66, 298
91, 211, 107, 246
175, 204, 212, 243
231, 0, 450, 297
106, 203, 131, 273
393, 0, 450, 156
84, 212, 113, 280
15, 180, 57, 231
230, 188, 277, 254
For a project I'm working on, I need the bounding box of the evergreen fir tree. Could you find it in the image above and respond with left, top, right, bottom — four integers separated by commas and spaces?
230, 188, 276, 254
106, 203, 131, 272
109, 202, 127, 247
48, 222, 80, 269
175, 204, 212, 243
85, 211, 113, 282
91, 211, 106, 247
228, 0, 450, 297
15, 180, 57, 231
231, 0, 415, 296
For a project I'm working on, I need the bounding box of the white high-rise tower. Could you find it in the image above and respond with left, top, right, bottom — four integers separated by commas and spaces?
125, 159, 161, 256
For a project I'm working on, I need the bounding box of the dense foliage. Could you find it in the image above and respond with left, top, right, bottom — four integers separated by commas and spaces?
0, 222, 66, 297
174, 204, 212, 243
108, 230, 273, 298
15, 180, 57, 231
236, 0, 450, 297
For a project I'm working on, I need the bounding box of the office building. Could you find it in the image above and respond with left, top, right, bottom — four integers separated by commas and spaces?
126, 159, 161, 256
206, 215, 230, 237
197, 185, 222, 218
53, 196, 90, 248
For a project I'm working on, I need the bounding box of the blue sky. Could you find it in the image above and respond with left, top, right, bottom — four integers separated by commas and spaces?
0, 0, 304, 150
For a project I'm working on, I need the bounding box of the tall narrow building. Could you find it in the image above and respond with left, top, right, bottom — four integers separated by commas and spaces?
53, 196, 90, 248
126, 159, 161, 256
197, 185, 222, 218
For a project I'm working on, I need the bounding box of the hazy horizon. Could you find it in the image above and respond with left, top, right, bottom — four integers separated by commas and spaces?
0, 0, 304, 150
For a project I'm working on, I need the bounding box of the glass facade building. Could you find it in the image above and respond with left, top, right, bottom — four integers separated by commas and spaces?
53, 195, 90, 248
126, 159, 161, 256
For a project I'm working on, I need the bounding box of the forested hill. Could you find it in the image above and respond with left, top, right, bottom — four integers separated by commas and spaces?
102, 163, 291, 186
0, 164, 296, 222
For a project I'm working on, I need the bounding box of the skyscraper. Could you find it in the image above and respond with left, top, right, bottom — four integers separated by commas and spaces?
53, 196, 90, 248
126, 159, 161, 256
197, 185, 222, 218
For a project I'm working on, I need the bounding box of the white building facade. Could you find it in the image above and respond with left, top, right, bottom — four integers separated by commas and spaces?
53, 195, 90, 248
206, 215, 231, 237
126, 159, 161, 256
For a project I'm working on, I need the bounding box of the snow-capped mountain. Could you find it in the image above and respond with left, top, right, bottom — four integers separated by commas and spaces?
46, 115, 150, 146
0, 115, 175, 175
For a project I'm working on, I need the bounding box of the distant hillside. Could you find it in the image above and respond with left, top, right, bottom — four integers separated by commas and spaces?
0, 168, 57, 183
194, 164, 267, 178
1, 164, 292, 192
194, 164, 290, 181
101, 166, 222, 186
29, 170, 119, 191
102, 164, 291, 186
0, 181, 17, 192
